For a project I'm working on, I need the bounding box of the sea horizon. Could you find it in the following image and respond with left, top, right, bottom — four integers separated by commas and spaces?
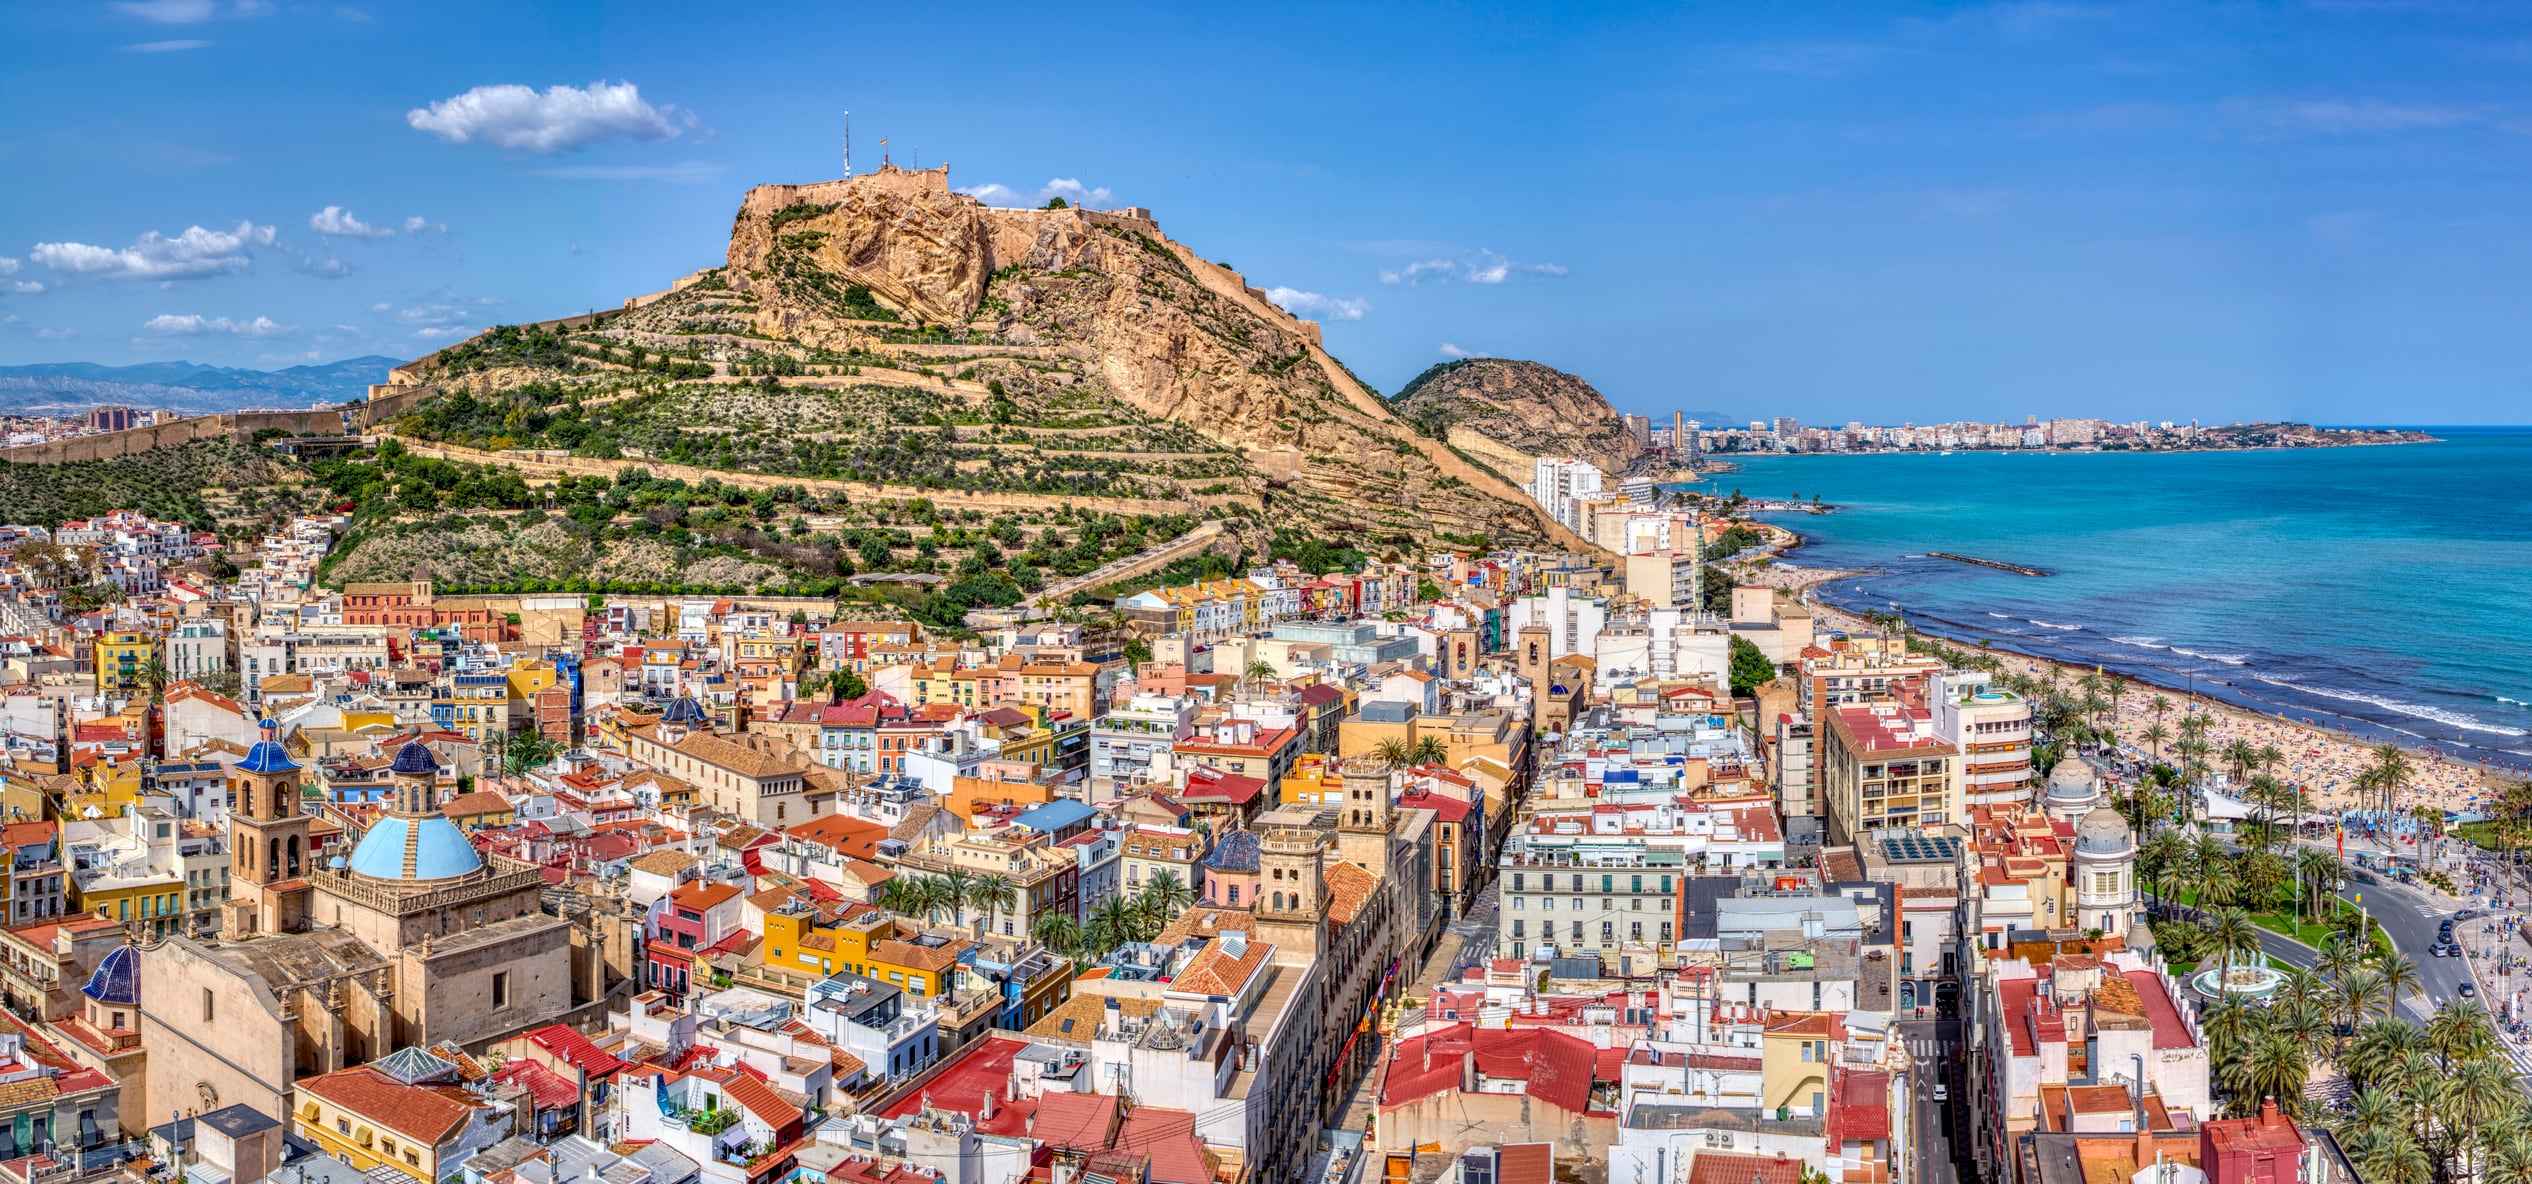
1696, 427, 2532, 780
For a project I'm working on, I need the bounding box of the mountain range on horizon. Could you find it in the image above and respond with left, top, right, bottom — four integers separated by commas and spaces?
0, 356, 402, 417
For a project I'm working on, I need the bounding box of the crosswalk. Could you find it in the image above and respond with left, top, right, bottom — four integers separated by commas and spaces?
1907, 1036, 1946, 1059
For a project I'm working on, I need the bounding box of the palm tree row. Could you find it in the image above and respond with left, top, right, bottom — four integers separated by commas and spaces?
2140, 829, 2346, 926
2143, 875, 2511, 1184
1029, 870, 1196, 963
1373, 735, 1451, 770
874, 868, 1021, 937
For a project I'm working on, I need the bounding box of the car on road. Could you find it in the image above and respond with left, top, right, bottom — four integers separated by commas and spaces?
2459, 983, 2478, 998
1932, 1082, 1948, 1102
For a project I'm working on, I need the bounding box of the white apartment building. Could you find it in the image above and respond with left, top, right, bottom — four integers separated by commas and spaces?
1525, 456, 1605, 531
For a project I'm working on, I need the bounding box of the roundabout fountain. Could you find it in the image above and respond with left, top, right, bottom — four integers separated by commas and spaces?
2187, 961, 2287, 1003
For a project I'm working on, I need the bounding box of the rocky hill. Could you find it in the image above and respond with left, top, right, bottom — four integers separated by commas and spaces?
369, 166, 1586, 559
1392, 358, 1641, 477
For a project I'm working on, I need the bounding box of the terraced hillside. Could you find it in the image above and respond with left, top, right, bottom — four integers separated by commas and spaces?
375, 165, 1592, 557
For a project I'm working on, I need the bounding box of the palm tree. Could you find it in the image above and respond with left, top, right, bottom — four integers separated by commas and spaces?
2295, 849, 2342, 924
2344, 1015, 2421, 1092
1408, 735, 1451, 767
1088, 896, 1140, 954
2425, 999, 2495, 1070
2242, 1032, 2310, 1116
2346, 1127, 2431, 1184
1033, 912, 1084, 958
2336, 968, 2392, 1034
139, 655, 171, 705
2371, 743, 2414, 819
1242, 659, 1278, 695
936, 869, 974, 928
2221, 737, 2262, 786
2345, 1084, 2406, 1143
1137, 869, 1194, 925
966, 873, 1018, 938
503, 729, 557, 776
2203, 907, 2261, 981
2316, 933, 2365, 982
2375, 952, 2423, 1015
2140, 722, 2170, 763
1373, 737, 1417, 769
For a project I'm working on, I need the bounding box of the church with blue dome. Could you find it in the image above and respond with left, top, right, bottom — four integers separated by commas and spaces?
138, 728, 574, 1127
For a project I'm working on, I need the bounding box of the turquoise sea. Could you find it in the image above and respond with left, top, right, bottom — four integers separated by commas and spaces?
1680, 428, 2532, 769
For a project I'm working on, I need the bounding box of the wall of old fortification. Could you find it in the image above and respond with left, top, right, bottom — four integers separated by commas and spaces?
0, 409, 350, 465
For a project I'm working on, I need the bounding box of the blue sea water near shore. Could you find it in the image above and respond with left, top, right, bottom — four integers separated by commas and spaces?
1671, 427, 2532, 770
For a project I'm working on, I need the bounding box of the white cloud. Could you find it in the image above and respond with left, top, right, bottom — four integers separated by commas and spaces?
5, 282, 39, 294
33, 328, 75, 340
1379, 250, 1565, 285
1439, 343, 1488, 359
112, 0, 266, 23
29, 220, 274, 281
407, 81, 690, 155
0, 258, 14, 275
144, 313, 294, 337
125, 38, 211, 51
956, 178, 1119, 210
412, 325, 474, 340
296, 256, 352, 278
401, 215, 447, 234
2229, 97, 2493, 137
309, 206, 392, 238
1264, 287, 1368, 322
524, 161, 723, 183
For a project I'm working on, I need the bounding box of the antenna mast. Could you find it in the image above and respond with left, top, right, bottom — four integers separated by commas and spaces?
842, 110, 852, 177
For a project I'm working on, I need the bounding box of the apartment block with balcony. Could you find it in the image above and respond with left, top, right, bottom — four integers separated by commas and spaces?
1932, 672, 2034, 810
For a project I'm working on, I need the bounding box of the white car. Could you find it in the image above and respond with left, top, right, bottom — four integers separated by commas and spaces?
1932, 1082, 1949, 1102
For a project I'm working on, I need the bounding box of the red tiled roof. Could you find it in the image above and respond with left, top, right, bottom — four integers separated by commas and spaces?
723, 1071, 801, 1128
297, 1067, 477, 1145
670, 881, 741, 910
1825, 1067, 1892, 1147
526, 1023, 627, 1079
1380, 1024, 1600, 1114
1687, 1152, 1804, 1184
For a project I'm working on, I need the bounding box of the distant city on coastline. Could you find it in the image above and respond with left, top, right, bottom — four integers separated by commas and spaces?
1632, 411, 2436, 457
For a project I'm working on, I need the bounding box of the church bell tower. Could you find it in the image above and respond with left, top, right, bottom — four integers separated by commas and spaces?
225, 719, 314, 935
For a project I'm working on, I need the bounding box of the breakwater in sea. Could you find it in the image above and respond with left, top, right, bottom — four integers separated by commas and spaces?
1729, 429, 2532, 766
1925, 553, 2050, 577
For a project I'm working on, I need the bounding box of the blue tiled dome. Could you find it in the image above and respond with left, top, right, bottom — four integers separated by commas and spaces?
79, 946, 138, 1006
389, 739, 439, 776
660, 696, 711, 725
236, 739, 299, 774
345, 815, 484, 882
1203, 828, 1261, 874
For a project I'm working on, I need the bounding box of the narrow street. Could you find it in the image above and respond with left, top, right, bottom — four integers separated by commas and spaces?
1901, 1019, 1970, 1184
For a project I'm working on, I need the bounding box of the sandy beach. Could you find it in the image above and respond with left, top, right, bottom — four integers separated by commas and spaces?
1729, 550, 2502, 819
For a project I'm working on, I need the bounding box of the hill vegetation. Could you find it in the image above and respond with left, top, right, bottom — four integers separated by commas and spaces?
1392, 357, 1644, 476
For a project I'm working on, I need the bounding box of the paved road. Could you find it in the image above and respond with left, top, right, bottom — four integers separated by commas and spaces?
1901, 1020, 1971, 1184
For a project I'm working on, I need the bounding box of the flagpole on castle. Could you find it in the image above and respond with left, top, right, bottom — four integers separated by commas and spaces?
842, 110, 851, 177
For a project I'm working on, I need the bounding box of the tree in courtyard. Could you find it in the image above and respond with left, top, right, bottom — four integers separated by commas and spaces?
1727, 634, 1777, 697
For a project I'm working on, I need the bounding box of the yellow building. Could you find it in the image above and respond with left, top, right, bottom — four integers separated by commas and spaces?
1280, 752, 1347, 809
72, 874, 184, 937
1761, 1012, 1838, 1117
505, 661, 559, 709
65, 758, 145, 819
92, 631, 155, 694
294, 1064, 496, 1183
767, 909, 968, 998
910, 661, 990, 710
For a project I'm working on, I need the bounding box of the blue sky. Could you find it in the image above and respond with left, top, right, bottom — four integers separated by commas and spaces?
4, 1, 2531, 425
